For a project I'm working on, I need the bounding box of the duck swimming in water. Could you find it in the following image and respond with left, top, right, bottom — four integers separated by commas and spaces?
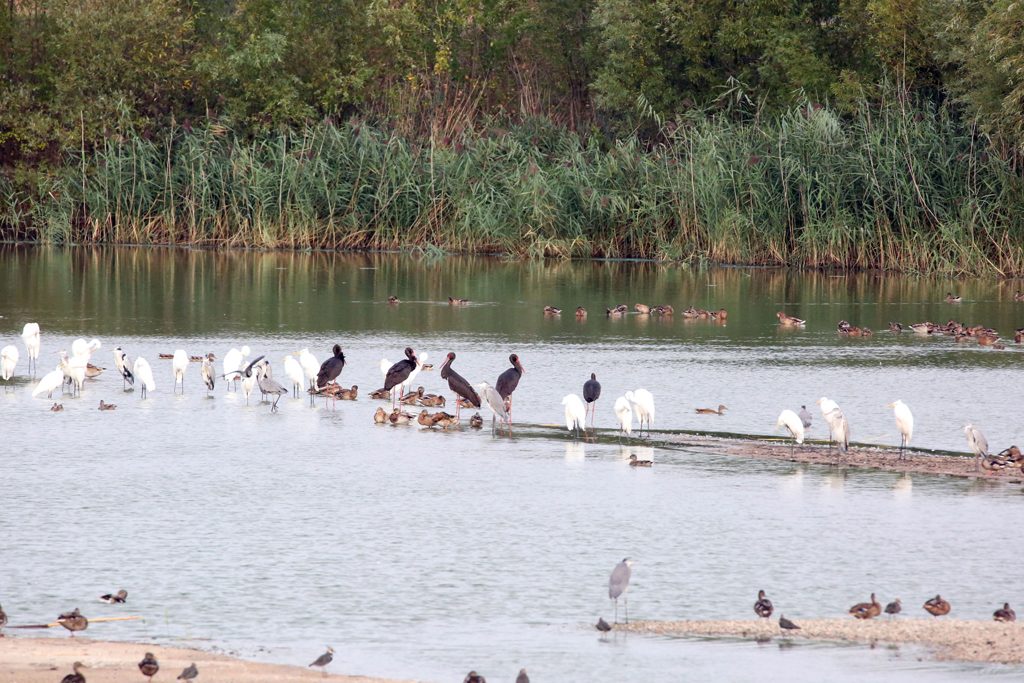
373, 407, 388, 424
575, 306, 587, 319
448, 296, 470, 306
945, 293, 962, 303
695, 404, 727, 415
543, 306, 561, 315
776, 311, 805, 327
100, 589, 127, 603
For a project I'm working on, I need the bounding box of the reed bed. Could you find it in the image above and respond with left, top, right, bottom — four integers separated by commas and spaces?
4, 98, 1024, 275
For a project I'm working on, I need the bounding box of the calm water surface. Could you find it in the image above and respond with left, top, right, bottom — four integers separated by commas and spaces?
1, 247, 1023, 682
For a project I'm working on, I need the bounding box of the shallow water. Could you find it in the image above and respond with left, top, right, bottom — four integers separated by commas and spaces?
2, 247, 1023, 682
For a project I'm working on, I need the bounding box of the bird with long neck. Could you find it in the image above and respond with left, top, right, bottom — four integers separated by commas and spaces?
384, 347, 417, 408
440, 352, 480, 419
495, 353, 524, 424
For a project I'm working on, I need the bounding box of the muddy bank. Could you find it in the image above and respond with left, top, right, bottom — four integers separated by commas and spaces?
619, 618, 1024, 665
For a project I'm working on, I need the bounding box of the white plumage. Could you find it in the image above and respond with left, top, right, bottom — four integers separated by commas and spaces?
222, 345, 250, 389
402, 352, 428, 398
888, 399, 913, 454
21, 322, 40, 374
561, 393, 586, 435
776, 409, 805, 444
172, 349, 188, 393
964, 423, 988, 462
32, 366, 64, 398
625, 389, 655, 434
134, 356, 156, 398
613, 396, 633, 436
477, 381, 509, 427
284, 355, 305, 397
68, 352, 87, 396
817, 397, 849, 451
1, 344, 18, 381
299, 348, 320, 390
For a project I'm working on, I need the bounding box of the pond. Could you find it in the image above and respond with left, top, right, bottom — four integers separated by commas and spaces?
1, 247, 1022, 682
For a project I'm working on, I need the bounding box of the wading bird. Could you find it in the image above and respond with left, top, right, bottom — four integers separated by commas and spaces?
32, 366, 64, 399
21, 322, 40, 376
496, 353, 524, 422
221, 346, 250, 391
964, 423, 989, 472
849, 593, 881, 620
798, 405, 812, 429
138, 652, 159, 681
439, 352, 479, 420
608, 558, 634, 624
172, 349, 188, 394
779, 615, 800, 631
256, 363, 287, 412
201, 353, 215, 393
887, 400, 914, 459
60, 661, 87, 683
583, 373, 601, 426
562, 394, 586, 438
476, 382, 509, 431
625, 389, 654, 436
595, 617, 612, 632
0, 344, 17, 388
817, 397, 850, 452
113, 346, 134, 390
284, 354, 304, 398
776, 409, 805, 453
309, 647, 333, 677
134, 357, 156, 399
299, 348, 320, 397
614, 396, 633, 437
754, 590, 773, 619
316, 344, 346, 390
516, 669, 530, 683
384, 348, 418, 408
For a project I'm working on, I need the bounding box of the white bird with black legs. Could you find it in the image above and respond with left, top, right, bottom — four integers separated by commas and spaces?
201, 353, 216, 394
134, 356, 156, 398
299, 348, 320, 392
172, 349, 188, 394
284, 354, 305, 398
1, 345, 18, 389
887, 400, 914, 459
222, 345, 250, 391
817, 397, 849, 453
476, 381, 509, 431
225, 355, 264, 405
21, 322, 40, 376
776, 409, 805, 453
613, 396, 633, 438
113, 346, 134, 390
625, 389, 655, 436
608, 558, 634, 624
964, 424, 989, 472
32, 365, 64, 399
562, 393, 586, 438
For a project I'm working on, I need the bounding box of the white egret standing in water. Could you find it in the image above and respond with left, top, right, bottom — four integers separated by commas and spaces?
887, 400, 914, 459
222, 346, 250, 391
1, 345, 18, 388
172, 350, 188, 394
134, 357, 156, 398
32, 365, 64, 398
614, 396, 633, 438
562, 393, 586, 438
284, 354, 305, 398
625, 389, 655, 436
21, 322, 40, 376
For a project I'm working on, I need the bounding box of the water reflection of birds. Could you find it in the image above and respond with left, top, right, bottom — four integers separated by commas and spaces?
893, 473, 912, 497
609, 558, 634, 624
564, 441, 585, 461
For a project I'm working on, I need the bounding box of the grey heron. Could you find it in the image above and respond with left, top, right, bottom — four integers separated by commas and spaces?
256, 362, 288, 412
476, 381, 509, 431
201, 353, 216, 393
798, 405, 812, 429
608, 557, 634, 624
964, 423, 989, 471
113, 346, 134, 390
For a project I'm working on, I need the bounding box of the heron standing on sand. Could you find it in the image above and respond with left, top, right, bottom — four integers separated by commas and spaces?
609, 558, 634, 624
888, 400, 914, 459
201, 353, 216, 394
964, 424, 989, 471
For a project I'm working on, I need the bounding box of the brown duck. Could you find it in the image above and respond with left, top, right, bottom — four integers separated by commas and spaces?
777, 311, 806, 327
754, 590, 773, 619
138, 652, 160, 681
994, 603, 1016, 622
695, 404, 727, 415
575, 306, 587, 320
57, 608, 88, 635
849, 593, 881, 619
923, 595, 951, 617
60, 661, 88, 683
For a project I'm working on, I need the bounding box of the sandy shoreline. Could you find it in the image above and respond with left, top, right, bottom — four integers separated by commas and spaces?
0, 637, 411, 683
620, 618, 1024, 665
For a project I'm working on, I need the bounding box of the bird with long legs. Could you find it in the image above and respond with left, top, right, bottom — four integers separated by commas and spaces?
284, 354, 304, 398
201, 353, 215, 394
224, 355, 264, 404
172, 349, 188, 394
887, 400, 914, 459
32, 365, 64, 399
613, 396, 633, 439
113, 346, 134, 390
817, 397, 849, 454
608, 558, 634, 624
583, 373, 601, 427
562, 394, 586, 439
298, 348, 320, 403
221, 346, 250, 391
133, 357, 156, 399
21, 322, 40, 377
315, 344, 346, 408
776, 409, 805, 454
476, 381, 509, 431
384, 348, 418, 408
625, 389, 655, 436
495, 353, 524, 424
440, 352, 480, 420
256, 361, 288, 412
964, 424, 989, 472
0, 344, 17, 390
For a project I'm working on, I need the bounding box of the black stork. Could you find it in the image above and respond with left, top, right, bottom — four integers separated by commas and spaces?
583, 372, 601, 426
384, 347, 418, 407
440, 352, 480, 419
316, 344, 346, 390
495, 353, 524, 423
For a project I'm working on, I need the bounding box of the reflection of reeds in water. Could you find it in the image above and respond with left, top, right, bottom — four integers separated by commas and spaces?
8, 98, 1024, 275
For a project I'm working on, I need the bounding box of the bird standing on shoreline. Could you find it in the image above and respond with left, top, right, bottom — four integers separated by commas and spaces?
440, 352, 480, 419
609, 558, 634, 624
849, 593, 881, 619
57, 608, 88, 635
776, 409, 805, 453
177, 662, 198, 681
309, 647, 334, 677
924, 595, 951, 617
562, 394, 586, 438
884, 598, 902, 617
138, 652, 159, 681
964, 424, 989, 472
887, 400, 914, 459
779, 615, 800, 631
60, 661, 87, 683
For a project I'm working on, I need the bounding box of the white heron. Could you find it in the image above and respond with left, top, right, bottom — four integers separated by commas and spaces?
222, 345, 250, 391
68, 351, 88, 396
476, 381, 509, 431
113, 346, 134, 390
172, 349, 188, 394
964, 424, 989, 471
71, 337, 101, 359
562, 393, 586, 438
32, 365, 64, 398
1, 345, 18, 387
776, 409, 805, 453
887, 400, 914, 459
299, 348, 320, 391
817, 397, 848, 452
21, 322, 40, 376
625, 389, 655, 436
613, 396, 633, 437
284, 355, 305, 398
134, 357, 156, 398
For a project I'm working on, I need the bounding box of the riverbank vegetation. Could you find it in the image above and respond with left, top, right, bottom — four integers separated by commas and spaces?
3, 1, 1024, 274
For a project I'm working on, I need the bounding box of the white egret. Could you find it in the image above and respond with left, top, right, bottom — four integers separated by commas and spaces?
1, 345, 18, 386
817, 397, 848, 452
964, 424, 989, 471
776, 409, 805, 453
222, 345, 250, 391
68, 352, 87, 396
32, 366, 64, 398
613, 396, 633, 437
134, 357, 156, 398
172, 350, 188, 394
562, 393, 586, 438
476, 381, 509, 431
887, 400, 914, 459
21, 322, 40, 376
284, 355, 305, 398
299, 348, 320, 391
625, 389, 655, 436
113, 346, 134, 390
